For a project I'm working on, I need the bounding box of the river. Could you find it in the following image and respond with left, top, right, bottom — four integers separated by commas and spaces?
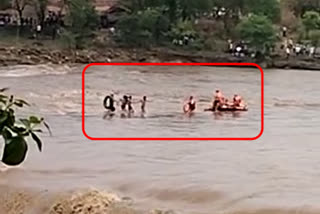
0, 64, 319, 214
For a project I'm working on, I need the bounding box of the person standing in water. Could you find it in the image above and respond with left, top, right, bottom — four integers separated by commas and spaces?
213, 90, 224, 110
103, 94, 116, 119
120, 95, 129, 111
233, 94, 243, 108
103, 94, 116, 112
184, 96, 196, 113
128, 96, 134, 113
140, 96, 147, 113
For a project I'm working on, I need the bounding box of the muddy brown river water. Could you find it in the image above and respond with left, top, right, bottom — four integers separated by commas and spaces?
0, 64, 319, 214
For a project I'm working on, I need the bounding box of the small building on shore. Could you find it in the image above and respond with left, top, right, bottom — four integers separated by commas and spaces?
0, 0, 120, 27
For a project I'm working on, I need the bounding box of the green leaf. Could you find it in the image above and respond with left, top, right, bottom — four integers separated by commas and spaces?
13, 101, 23, 107
43, 121, 52, 136
15, 99, 30, 107
19, 119, 30, 128
2, 128, 12, 140
0, 112, 8, 123
0, 94, 8, 99
0, 87, 9, 92
9, 95, 13, 103
11, 126, 27, 134
7, 109, 15, 127
31, 132, 42, 152
2, 136, 28, 166
29, 116, 41, 124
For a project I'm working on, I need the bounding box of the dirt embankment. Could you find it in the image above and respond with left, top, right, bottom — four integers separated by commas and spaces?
1, 46, 320, 70
1, 186, 320, 214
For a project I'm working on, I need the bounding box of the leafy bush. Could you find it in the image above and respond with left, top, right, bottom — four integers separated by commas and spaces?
237, 14, 277, 54
203, 37, 227, 52
244, 0, 281, 22
0, 0, 11, 10
302, 11, 320, 38
0, 88, 50, 166
309, 30, 320, 46
116, 8, 170, 47
60, 29, 77, 49
63, 0, 99, 49
169, 19, 197, 40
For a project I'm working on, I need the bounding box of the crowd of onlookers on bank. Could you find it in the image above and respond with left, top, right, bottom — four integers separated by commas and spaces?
0, 7, 319, 59
225, 26, 319, 59
0, 11, 63, 40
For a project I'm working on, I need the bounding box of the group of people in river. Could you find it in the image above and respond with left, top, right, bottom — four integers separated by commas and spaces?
103, 94, 147, 115
103, 89, 247, 118
183, 90, 247, 113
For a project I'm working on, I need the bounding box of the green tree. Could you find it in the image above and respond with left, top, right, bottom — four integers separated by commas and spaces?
62, 0, 99, 49
244, 0, 280, 22
309, 30, 320, 53
116, 8, 170, 46
213, 0, 245, 19
119, 0, 148, 12
287, 0, 320, 17
12, 0, 32, 26
116, 13, 144, 46
140, 8, 170, 41
119, 0, 213, 21
177, 0, 213, 20
169, 18, 197, 40
33, 0, 48, 26
0, 0, 11, 10
0, 88, 50, 166
237, 14, 277, 54
213, 0, 280, 21
302, 11, 320, 38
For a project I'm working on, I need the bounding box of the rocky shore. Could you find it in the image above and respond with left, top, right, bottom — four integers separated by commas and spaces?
1, 46, 320, 70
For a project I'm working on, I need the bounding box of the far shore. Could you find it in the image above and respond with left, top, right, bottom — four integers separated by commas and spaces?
1, 45, 320, 71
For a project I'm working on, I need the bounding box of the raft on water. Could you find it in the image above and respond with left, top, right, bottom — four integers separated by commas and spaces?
204, 106, 248, 112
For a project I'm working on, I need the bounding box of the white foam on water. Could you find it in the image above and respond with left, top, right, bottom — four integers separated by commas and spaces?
0, 64, 75, 77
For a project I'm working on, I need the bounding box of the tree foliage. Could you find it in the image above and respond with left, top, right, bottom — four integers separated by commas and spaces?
283, 0, 320, 17
0, 0, 11, 10
237, 14, 277, 54
0, 88, 50, 166
169, 19, 197, 39
212, 0, 280, 22
119, 0, 213, 21
177, 0, 213, 20
213, 0, 245, 17
243, 0, 280, 22
12, 0, 33, 24
116, 8, 170, 46
302, 11, 320, 37
62, 0, 99, 49
33, 0, 49, 26
309, 29, 320, 46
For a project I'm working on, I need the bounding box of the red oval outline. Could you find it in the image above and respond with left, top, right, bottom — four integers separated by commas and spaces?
82, 62, 264, 141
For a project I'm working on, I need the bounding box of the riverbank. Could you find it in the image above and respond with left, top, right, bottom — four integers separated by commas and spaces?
1, 45, 320, 70
2, 185, 320, 214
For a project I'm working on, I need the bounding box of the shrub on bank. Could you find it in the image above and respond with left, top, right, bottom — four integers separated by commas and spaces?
115, 8, 170, 47
0, 88, 50, 166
